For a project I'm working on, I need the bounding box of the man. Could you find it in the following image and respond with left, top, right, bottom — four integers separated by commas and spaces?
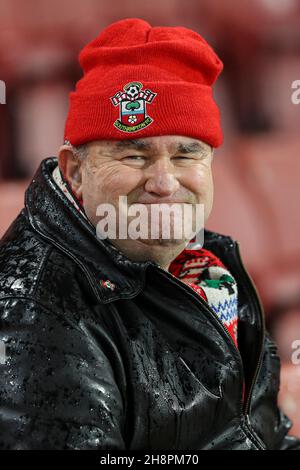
0, 18, 299, 450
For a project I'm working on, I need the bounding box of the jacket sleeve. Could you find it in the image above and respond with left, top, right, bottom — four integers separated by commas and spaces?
274, 409, 300, 450
265, 331, 300, 450
0, 297, 127, 450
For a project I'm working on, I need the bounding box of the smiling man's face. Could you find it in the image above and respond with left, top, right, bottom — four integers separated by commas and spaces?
58, 135, 214, 269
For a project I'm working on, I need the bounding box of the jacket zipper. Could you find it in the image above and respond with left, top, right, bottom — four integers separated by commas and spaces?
234, 241, 266, 416
155, 239, 267, 449
233, 241, 266, 450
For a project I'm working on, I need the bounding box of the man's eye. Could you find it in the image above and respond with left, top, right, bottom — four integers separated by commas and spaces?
123, 156, 145, 161
173, 156, 193, 160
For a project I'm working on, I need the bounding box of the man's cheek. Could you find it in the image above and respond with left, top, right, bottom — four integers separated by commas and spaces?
98, 169, 133, 195
185, 167, 211, 190
190, 179, 211, 201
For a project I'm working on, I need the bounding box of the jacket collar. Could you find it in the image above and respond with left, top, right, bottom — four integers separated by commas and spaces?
25, 157, 235, 303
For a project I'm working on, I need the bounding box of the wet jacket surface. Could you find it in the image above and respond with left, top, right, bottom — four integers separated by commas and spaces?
0, 157, 299, 450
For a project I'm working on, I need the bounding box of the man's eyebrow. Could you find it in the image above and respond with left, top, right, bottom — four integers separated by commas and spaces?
108, 140, 209, 154
109, 140, 152, 153
175, 142, 209, 154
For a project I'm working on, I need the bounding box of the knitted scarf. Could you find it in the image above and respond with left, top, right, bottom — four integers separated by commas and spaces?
52, 165, 239, 348
168, 248, 238, 347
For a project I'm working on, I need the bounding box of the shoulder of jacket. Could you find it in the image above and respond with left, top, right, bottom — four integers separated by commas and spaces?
204, 227, 236, 243
0, 210, 79, 305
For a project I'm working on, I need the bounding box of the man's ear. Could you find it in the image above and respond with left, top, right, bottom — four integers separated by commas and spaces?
58, 145, 83, 199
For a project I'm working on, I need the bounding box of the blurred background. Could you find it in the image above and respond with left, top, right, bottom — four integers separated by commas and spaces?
0, 0, 300, 438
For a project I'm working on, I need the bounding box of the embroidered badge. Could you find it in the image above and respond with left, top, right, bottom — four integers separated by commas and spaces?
101, 280, 115, 291
110, 81, 156, 133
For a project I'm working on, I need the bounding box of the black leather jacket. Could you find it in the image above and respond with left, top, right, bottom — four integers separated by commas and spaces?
0, 157, 299, 450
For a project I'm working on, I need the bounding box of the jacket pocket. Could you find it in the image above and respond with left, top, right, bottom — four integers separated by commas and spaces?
178, 355, 223, 400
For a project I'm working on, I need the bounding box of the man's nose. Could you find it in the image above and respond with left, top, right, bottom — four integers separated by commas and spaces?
144, 159, 180, 196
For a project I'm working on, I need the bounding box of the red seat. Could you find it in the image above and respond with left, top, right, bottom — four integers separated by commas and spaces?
0, 181, 29, 239
207, 133, 300, 312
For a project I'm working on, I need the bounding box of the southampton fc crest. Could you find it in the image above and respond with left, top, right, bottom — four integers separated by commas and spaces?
110, 81, 157, 133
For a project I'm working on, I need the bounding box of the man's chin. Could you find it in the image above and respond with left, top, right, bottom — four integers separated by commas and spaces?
137, 237, 185, 247
106, 236, 187, 246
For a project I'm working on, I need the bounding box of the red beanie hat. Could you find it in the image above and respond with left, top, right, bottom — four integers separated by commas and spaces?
64, 18, 224, 148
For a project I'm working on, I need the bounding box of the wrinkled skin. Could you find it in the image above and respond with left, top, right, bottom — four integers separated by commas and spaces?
58, 136, 214, 269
